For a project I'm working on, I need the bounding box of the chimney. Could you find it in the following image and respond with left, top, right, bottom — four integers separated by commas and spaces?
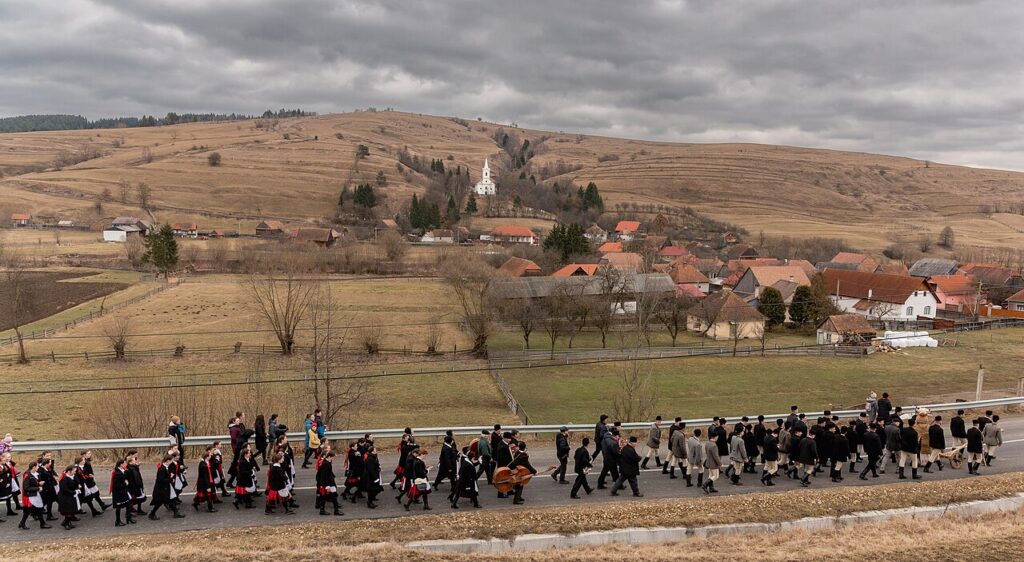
868, 289, 873, 299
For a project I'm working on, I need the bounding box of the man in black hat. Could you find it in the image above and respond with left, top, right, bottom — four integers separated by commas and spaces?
641, 416, 663, 470
592, 415, 609, 461
611, 436, 643, 497
552, 426, 570, 484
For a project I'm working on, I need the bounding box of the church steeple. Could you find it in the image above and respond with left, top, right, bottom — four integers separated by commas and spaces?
474, 158, 496, 196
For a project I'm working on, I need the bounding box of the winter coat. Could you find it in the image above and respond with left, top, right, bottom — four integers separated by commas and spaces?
255, 425, 267, 452
728, 435, 748, 462
127, 464, 145, 499
884, 424, 901, 451
150, 463, 174, 506
703, 440, 721, 470
316, 458, 337, 490
915, 420, 931, 454
601, 434, 620, 466
831, 434, 850, 463
110, 468, 131, 506
929, 424, 946, 450
573, 446, 592, 475
950, 416, 967, 439
37, 464, 58, 503
863, 431, 883, 458
669, 430, 687, 460
796, 437, 818, 465
555, 433, 570, 458
983, 423, 1003, 447
966, 427, 984, 454
646, 424, 662, 449
361, 454, 383, 495
57, 475, 79, 515
899, 426, 920, 454
687, 436, 704, 466
714, 425, 730, 456
865, 396, 878, 421
619, 445, 641, 477
594, 422, 608, 444
236, 458, 255, 489
267, 464, 287, 492
876, 399, 893, 422
778, 429, 792, 453
762, 435, 779, 462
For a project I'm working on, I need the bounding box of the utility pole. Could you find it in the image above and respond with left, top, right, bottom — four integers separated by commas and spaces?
975, 364, 984, 401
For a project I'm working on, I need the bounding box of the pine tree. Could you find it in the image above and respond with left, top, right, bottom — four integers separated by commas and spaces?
446, 195, 460, 224
789, 285, 813, 326
354, 184, 377, 208
543, 223, 589, 261
143, 224, 179, 277
410, 194, 422, 229
757, 287, 786, 328
464, 193, 478, 214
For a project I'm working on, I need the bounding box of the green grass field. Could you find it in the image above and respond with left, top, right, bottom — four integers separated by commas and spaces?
500, 328, 1024, 423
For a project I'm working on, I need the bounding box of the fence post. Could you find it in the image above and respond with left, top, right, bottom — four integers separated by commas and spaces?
975, 364, 984, 401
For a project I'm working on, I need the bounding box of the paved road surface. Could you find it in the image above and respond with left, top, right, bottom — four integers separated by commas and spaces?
2, 417, 1022, 543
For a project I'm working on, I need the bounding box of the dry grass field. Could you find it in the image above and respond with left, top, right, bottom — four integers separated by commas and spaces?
8, 472, 1024, 561
3, 111, 1024, 250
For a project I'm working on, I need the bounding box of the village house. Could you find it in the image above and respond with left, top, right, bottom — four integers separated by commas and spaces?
552, 263, 601, 277
197, 229, 224, 239
255, 220, 288, 237
657, 245, 687, 263
927, 275, 979, 314
878, 262, 910, 276
497, 257, 543, 277
103, 216, 155, 242
293, 227, 340, 248
1005, 289, 1024, 312
732, 265, 811, 299
491, 225, 538, 245
584, 224, 607, 243
597, 241, 623, 254
816, 314, 877, 345
669, 263, 710, 294
825, 252, 880, 273
909, 258, 959, 278
421, 229, 454, 244
725, 244, 759, 260
958, 263, 1024, 298
377, 218, 400, 231
10, 213, 31, 227
821, 269, 939, 321
721, 231, 740, 245
600, 251, 645, 272
171, 222, 199, 239
613, 220, 642, 242
493, 273, 676, 314
686, 291, 766, 341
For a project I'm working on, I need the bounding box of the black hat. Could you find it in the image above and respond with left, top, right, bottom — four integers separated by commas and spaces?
655, 415, 662, 421
628, 436, 638, 443
519, 442, 528, 450
600, 414, 609, 421
560, 426, 568, 432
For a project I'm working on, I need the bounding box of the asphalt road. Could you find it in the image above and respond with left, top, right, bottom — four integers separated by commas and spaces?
2, 417, 1022, 543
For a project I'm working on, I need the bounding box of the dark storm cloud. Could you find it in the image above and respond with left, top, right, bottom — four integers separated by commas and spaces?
1, 0, 1022, 169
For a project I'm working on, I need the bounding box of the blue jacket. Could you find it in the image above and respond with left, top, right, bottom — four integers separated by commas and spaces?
315, 416, 326, 439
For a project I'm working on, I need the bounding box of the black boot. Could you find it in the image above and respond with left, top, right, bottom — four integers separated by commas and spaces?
661, 462, 669, 475
800, 475, 811, 487
766, 473, 775, 486
669, 466, 676, 479
912, 468, 921, 480
696, 472, 703, 488
898, 467, 907, 480
685, 473, 693, 487
923, 462, 932, 473
641, 458, 649, 470
655, 456, 662, 468
937, 460, 943, 471
731, 473, 742, 486
849, 462, 856, 474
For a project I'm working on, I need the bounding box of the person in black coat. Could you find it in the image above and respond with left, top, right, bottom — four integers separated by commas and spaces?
876, 393, 893, 423
362, 446, 384, 509
451, 447, 481, 509
859, 424, 883, 479
36, 454, 59, 522
316, 451, 342, 515
898, 418, 922, 480
110, 458, 135, 526
341, 441, 364, 502
192, 450, 218, 513
597, 431, 621, 490
391, 432, 414, 489
742, 424, 759, 474
126, 453, 147, 515
148, 455, 185, 520
18, 463, 50, 529
611, 436, 643, 497
795, 432, 817, 487
403, 449, 432, 511
493, 432, 514, 498
760, 430, 780, 486
508, 443, 538, 505
950, 409, 967, 447
265, 453, 294, 515
570, 437, 594, 498
433, 431, 458, 494
78, 451, 109, 515
830, 427, 850, 483
592, 415, 609, 461
966, 419, 985, 474
925, 416, 947, 473
714, 419, 730, 457
57, 466, 80, 530
253, 415, 268, 464
553, 427, 571, 484
210, 441, 230, 499
233, 448, 257, 510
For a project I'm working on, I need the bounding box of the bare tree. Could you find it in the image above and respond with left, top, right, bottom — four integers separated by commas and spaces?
559, 283, 591, 348
136, 182, 152, 210
589, 294, 616, 349
118, 180, 131, 204
0, 254, 36, 363
124, 235, 144, 268
499, 296, 537, 350
360, 325, 383, 354
244, 254, 316, 355
442, 253, 497, 356
538, 295, 568, 358
207, 238, 229, 270
654, 293, 696, 347
424, 315, 444, 354
141, 146, 153, 164
104, 317, 132, 359
378, 229, 407, 261
307, 283, 369, 427
611, 359, 658, 422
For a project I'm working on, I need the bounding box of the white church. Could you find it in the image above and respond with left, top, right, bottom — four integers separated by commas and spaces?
474, 159, 497, 196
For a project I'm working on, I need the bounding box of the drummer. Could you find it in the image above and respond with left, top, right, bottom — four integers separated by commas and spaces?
508, 442, 538, 505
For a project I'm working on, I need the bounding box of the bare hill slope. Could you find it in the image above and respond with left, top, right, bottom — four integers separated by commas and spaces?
2, 110, 1023, 250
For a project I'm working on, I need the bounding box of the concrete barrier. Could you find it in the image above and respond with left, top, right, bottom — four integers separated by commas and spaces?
406, 492, 1024, 554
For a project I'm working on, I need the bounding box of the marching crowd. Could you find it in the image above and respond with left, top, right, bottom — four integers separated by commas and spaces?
0, 391, 1007, 533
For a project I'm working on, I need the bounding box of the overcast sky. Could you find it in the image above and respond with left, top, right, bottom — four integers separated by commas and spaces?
2, 0, 1022, 169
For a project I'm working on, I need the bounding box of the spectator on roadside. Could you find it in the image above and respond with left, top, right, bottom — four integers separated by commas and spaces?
167, 417, 185, 465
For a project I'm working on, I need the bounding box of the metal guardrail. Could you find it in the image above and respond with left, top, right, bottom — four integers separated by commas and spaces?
10, 396, 1023, 453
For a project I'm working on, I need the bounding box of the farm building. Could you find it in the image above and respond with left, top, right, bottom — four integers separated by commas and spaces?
909, 258, 960, 278
584, 224, 607, 243
171, 222, 199, 238
491, 225, 537, 245
421, 229, 454, 244
597, 241, 623, 254
816, 314, 877, 345
669, 263, 710, 294
552, 263, 601, 277
958, 263, 1024, 297
725, 244, 759, 260
613, 220, 642, 242
103, 224, 141, 242
497, 257, 543, 278
686, 291, 766, 341
493, 273, 676, 314
1006, 289, 1024, 312
10, 213, 31, 226
293, 227, 340, 248
928, 275, 979, 313
600, 251, 644, 272
377, 218, 400, 231
732, 265, 810, 299
821, 269, 939, 321
256, 220, 288, 237
829, 252, 880, 273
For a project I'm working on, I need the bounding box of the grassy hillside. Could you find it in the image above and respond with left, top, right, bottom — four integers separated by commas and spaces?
3, 110, 1024, 249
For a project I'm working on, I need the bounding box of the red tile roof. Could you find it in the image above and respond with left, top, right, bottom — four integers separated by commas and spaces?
658, 246, 687, 257
498, 257, 543, 277
614, 220, 641, 233
1007, 288, 1024, 303
821, 269, 933, 304
598, 242, 623, 253
171, 222, 197, 231
928, 275, 977, 297
670, 264, 710, 284
602, 252, 644, 271
552, 263, 601, 277
676, 284, 706, 298
10, 213, 30, 221
492, 225, 537, 238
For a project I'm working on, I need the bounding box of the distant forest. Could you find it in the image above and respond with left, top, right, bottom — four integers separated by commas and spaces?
0, 108, 315, 133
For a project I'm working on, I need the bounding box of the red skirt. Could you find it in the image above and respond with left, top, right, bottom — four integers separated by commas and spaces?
408, 485, 429, 500
234, 485, 249, 496
266, 490, 281, 504
194, 490, 215, 502
345, 475, 360, 486
393, 465, 404, 476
